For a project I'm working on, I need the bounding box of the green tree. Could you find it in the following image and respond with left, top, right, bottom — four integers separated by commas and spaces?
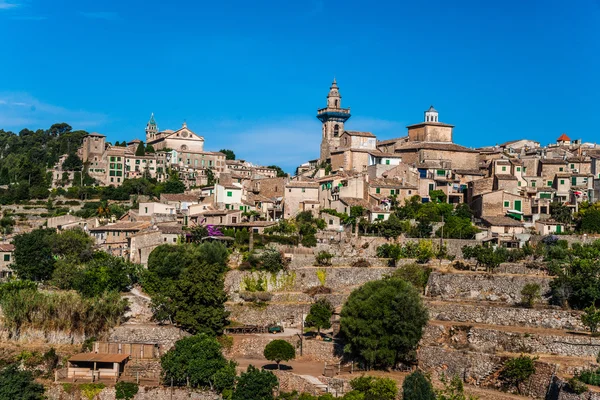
340, 277, 428, 369
349, 376, 398, 400
115, 381, 139, 400
161, 334, 236, 393
500, 355, 536, 394
232, 365, 278, 400
305, 298, 334, 334
389, 263, 431, 292
219, 149, 236, 160
429, 189, 446, 203
0, 364, 44, 400
437, 375, 477, 400
12, 228, 57, 281
550, 202, 572, 224
74, 252, 141, 297
402, 370, 435, 400
145, 144, 155, 153
268, 165, 288, 178
163, 174, 186, 194
51, 228, 94, 261
135, 141, 145, 156
62, 153, 83, 171
520, 283, 541, 308
264, 340, 296, 369
582, 306, 600, 335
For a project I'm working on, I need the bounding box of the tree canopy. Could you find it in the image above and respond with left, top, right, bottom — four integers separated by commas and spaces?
135, 141, 145, 156
0, 364, 44, 400
219, 149, 236, 160
263, 340, 296, 369
305, 298, 334, 334
402, 371, 435, 400
340, 277, 428, 369
233, 365, 279, 400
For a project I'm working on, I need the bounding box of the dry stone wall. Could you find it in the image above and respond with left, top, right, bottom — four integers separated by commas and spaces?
108, 324, 189, 352
45, 386, 220, 400
426, 300, 585, 331
426, 271, 553, 304
423, 323, 600, 357
227, 334, 341, 362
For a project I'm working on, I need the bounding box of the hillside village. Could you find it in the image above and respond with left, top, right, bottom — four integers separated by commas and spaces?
1, 82, 600, 400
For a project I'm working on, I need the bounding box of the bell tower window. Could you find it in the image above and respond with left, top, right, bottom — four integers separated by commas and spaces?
333, 125, 339, 137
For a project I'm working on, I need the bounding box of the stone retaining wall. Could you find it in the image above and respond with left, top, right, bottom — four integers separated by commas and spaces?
495, 262, 549, 276
108, 324, 189, 352
423, 323, 600, 357
426, 300, 585, 331
227, 334, 341, 362
426, 271, 553, 304
45, 386, 220, 400
227, 303, 306, 327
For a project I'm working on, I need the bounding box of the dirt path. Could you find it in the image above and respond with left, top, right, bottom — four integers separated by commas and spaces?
234, 357, 325, 376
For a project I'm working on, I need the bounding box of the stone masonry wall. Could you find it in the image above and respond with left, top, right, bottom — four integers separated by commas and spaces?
423, 323, 600, 357
45, 386, 220, 400
227, 334, 341, 362
426, 300, 585, 331
426, 271, 553, 304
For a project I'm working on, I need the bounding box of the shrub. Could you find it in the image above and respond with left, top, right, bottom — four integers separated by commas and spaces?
402, 370, 435, 400
301, 234, 317, 247
115, 381, 139, 400
315, 251, 334, 266
233, 365, 278, 400
500, 355, 537, 394
351, 258, 371, 268
567, 377, 588, 394
576, 368, 600, 386
316, 268, 327, 286
582, 306, 600, 335
305, 298, 334, 334
349, 375, 398, 400
0, 364, 44, 400
79, 383, 106, 400
389, 263, 431, 291
520, 283, 541, 308
264, 340, 296, 369
437, 375, 476, 400
239, 291, 273, 302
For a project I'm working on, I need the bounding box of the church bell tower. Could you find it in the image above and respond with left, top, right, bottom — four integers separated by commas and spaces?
145, 113, 158, 142
317, 79, 351, 161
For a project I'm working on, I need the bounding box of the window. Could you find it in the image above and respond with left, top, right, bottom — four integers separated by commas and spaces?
390, 189, 395, 195
3, 254, 9, 262
386, 159, 390, 165
376, 188, 380, 194
571, 164, 575, 169
547, 181, 552, 186
377, 214, 384, 220
518, 181, 521, 186
504, 201, 510, 207
144, 207, 148, 213
436, 170, 445, 176
227, 191, 232, 197
559, 167, 563, 172
502, 166, 506, 172
516, 167, 521, 172
329, 219, 333, 225
302, 188, 305, 193
136, 160, 140, 165
531, 181, 536, 187
333, 125, 339, 137
560, 179, 565, 185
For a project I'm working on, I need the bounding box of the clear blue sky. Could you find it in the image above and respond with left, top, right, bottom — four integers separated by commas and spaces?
1, 0, 599, 171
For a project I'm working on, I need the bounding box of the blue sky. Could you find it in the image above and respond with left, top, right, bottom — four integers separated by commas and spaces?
0, 0, 599, 171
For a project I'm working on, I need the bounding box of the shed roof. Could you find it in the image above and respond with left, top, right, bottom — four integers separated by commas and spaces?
69, 353, 129, 363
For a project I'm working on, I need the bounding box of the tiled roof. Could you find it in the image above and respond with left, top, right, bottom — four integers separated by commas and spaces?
286, 181, 319, 188
539, 159, 568, 165
89, 222, 150, 232
394, 142, 478, 153
557, 133, 571, 142
495, 174, 518, 181
339, 197, 370, 208
344, 131, 375, 138
482, 216, 524, 227
454, 169, 485, 176
0, 244, 14, 252
160, 193, 199, 202
377, 136, 408, 145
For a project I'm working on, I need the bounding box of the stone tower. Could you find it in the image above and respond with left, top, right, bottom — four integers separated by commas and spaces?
145, 113, 158, 142
317, 79, 351, 161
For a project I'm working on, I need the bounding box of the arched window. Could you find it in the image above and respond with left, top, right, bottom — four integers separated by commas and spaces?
334, 99, 339, 108
333, 125, 340, 137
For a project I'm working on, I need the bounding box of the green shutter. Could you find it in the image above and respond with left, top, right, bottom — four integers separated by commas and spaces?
503, 201, 509, 208
376, 188, 380, 194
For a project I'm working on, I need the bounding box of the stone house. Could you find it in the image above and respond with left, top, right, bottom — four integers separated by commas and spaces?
88, 222, 151, 258
160, 193, 200, 212
0, 244, 14, 279
472, 191, 531, 219
535, 220, 567, 235
138, 202, 176, 217
215, 183, 244, 210
284, 181, 319, 219
481, 216, 526, 236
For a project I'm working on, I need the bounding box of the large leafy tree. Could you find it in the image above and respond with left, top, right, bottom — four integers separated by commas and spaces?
144, 242, 230, 335
0, 364, 44, 400
349, 376, 398, 400
233, 365, 278, 400
340, 277, 428, 369
305, 298, 334, 334
161, 334, 236, 393
12, 228, 57, 281
62, 153, 83, 171
267, 165, 288, 178
263, 340, 295, 369
135, 141, 145, 156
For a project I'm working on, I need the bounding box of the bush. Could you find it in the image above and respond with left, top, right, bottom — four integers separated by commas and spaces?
239, 291, 273, 302
351, 258, 371, 268
233, 365, 278, 400
115, 381, 139, 400
264, 340, 296, 369
520, 283, 541, 308
500, 355, 536, 394
437, 375, 476, 400
567, 377, 588, 394
576, 368, 600, 386
402, 370, 435, 400
305, 298, 334, 334
582, 306, 600, 335
0, 364, 44, 400
349, 375, 398, 400
389, 263, 431, 291
315, 251, 334, 266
